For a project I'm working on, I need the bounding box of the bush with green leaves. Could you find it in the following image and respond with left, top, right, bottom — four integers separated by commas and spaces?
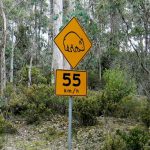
102, 133, 127, 150
6, 84, 104, 126
0, 97, 7, 114
88, 71, 101, 90
141, 103, 150, 127
117, 126, 150, 150
102, 68, 136, 114
73, 91, 102, 126
0, 115, 17, 134
5, 84, 68, 124
117, 95, 148, 119
103, 68, 136, 103
4, 83, 104, 126
8, 92, 28, 115
4, 83, 15, 100
23, 84, 53, 123
25, 84, 68, 115
16, 66, 47, 85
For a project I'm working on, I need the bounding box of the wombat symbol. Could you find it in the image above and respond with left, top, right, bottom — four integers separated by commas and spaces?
63, 31, 85, 52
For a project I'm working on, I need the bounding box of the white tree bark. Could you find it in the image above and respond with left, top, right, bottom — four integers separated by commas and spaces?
28, 4, 36, 87
10, 23, 14, 83
0, 0, 7, 95
51, 0, 64, 83
28, 53, 33, 87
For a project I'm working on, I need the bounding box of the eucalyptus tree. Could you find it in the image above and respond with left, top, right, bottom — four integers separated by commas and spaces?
115, 0, 150, 99
7, 0, 49, 86
0, 0, 7, 95
51, 0, 64, 83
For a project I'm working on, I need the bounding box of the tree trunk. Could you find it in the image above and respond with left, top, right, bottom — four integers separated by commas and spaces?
49, 0, 53, 64
28, 4, 37, 87
0, 0, 7, 95
51, 0, 64, 83
10, 23, 14, 83
109, 3, 119, 50
28, 54, 33, 87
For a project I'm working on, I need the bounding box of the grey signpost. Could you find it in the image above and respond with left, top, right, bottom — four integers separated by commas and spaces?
68, 96, 73, 150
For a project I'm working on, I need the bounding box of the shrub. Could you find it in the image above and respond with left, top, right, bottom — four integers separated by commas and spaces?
103, 68, 136, 103
102, 133, 127, 150
5, 83, 105, 126
117, 126, 150, 150
16, 66, 47, 85
8, 92, 28, 115
49, 95, 68, 115
44, 127, 64, 141
0, 115, 17, 134
88, 71, 101, 90
23, 84, 52, 124
6, 84, 68, 124
25, 84, 51, 105
102, 68, 136, 114
4, 83, 15, 100
0, 97, 7, 113
73, 91, 102, 126
117, 95, 148, 119
141, 103, 150, 127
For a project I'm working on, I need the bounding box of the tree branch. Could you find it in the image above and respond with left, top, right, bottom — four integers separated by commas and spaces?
7, 0, 26, 15
117, 7, 150, 75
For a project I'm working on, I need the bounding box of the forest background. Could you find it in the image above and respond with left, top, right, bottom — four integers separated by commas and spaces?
0, 0, 150, 149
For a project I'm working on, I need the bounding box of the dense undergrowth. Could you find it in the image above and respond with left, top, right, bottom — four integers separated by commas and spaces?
0, 67, 150, 149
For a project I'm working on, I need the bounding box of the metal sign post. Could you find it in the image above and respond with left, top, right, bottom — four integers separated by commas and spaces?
68, 65, 73, 150
68, 96, 73, 150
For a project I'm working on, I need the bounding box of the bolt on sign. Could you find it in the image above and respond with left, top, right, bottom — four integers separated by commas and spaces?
54, 17, 92, 69
55, 70, 87, 96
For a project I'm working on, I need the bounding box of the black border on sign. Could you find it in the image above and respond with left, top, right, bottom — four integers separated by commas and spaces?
54, 17, 92, 69
55, 69, 87, 96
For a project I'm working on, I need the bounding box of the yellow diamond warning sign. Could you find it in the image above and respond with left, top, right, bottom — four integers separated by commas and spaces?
54, 17, 92, 68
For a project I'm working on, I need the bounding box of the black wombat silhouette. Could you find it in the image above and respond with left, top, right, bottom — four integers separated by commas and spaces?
63, 31, 85, 52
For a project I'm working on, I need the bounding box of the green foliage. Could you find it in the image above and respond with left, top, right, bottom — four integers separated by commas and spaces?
23, 84, 52, 124
8, 92, 28, 115
101, 68, 136, 115
15, 24, 30, 51
103, 68, 136, 103
6, 84, 67, 124
73, 91, 102, 126
25, 84, 67, 115
17, 66, 47, 85
4, 84, 103, 126
0, 97, 6, 111
48, 95, 68, 115
117, 127, 150, 150
103, 134, 127, 150
88, 71, 101, 90
4, 83, 15, 99
118, 95, 148, 119
101, 50, 119, 71
141, 104, 150, 127
0, 115, 17, 134
44, 127, 64, 141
